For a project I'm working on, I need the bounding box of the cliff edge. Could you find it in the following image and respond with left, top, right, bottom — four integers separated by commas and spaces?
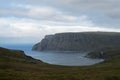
32, 32, 120, 52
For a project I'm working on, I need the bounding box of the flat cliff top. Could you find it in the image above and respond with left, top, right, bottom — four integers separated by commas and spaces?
54, 32, 120, 35
33, 31, 120, 51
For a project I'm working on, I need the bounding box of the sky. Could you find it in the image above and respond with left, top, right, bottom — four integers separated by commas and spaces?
0, 0, 120, 44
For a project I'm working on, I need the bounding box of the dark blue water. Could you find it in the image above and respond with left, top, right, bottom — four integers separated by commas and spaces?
1, 44, 32, 51
1, 44, 104, 66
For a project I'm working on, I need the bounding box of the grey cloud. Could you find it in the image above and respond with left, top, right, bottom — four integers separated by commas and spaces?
0, 0, 120, 28
25, 0, 120, 27
55, 0, 120, 18
1, 0, 120, 19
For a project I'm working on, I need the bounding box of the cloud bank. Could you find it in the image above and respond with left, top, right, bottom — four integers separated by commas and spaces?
0, 0, 120, 44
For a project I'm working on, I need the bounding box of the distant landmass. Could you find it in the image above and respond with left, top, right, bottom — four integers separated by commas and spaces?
32, 32, 120, 52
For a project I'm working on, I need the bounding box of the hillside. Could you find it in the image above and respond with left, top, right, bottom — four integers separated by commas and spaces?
0, 47, 120, 80
87, 47, 120, 59
32, 32, 120, 51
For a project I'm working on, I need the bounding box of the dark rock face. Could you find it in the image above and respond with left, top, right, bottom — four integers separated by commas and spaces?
87, 48, 120, 59
32, 32, 120, 51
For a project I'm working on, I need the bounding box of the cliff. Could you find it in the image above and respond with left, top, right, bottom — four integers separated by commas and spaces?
32, 32, 120, 51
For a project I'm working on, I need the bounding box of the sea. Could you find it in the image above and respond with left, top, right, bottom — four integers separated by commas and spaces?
0, 44, 104, 66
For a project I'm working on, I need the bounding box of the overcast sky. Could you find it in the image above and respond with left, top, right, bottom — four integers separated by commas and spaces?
0, 0, 120, 44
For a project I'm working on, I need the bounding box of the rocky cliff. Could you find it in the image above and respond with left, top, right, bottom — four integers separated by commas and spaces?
32, 32, 120, 51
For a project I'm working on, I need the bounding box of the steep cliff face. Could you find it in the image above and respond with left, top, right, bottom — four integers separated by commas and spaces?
32, 32, 120, 51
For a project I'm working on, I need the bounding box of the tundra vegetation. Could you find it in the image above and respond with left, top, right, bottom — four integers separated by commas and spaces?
0, 47, 120, 80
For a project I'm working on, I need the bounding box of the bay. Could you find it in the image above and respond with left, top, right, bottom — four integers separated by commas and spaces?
1, 44, 104, 66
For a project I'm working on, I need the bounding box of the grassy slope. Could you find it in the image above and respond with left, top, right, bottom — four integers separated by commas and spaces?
0, 47, 120, 80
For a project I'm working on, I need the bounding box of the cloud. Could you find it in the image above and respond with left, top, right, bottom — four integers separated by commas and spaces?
0, 16, 120, 44
0, 0, 120, 43
0, 4, 78, 22
0, 16, 92, 37
28, 6, 58, 19
0, 17, 119, 37
1, 0, 120, 17
0, 0, 120, 27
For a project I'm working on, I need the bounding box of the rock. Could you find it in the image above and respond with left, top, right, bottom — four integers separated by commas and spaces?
32, 32, 120, 52
87, 48, 120, 59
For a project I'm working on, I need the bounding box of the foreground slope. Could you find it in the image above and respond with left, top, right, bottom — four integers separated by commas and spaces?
33, 32, 120, 51
0, 47, 120, 80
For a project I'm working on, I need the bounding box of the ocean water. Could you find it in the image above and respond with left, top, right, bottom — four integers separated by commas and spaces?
1, 44, 104, 66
